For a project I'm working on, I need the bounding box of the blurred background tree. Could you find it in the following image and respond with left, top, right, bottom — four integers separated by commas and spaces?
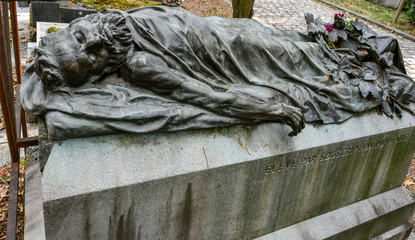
232, 0, 255, 18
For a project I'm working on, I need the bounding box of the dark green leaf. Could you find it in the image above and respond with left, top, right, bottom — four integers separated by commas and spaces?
359, 81, 370, 98
379, 52, 394, 67
351, 78, 360, 86
329, 31, 338, 43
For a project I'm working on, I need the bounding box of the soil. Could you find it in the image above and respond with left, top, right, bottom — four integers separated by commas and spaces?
404, 155, 415, 232
67, 0, 233, 17
182, 0, 232, 18
0, 163, 25, 240
405, 156, 415, 194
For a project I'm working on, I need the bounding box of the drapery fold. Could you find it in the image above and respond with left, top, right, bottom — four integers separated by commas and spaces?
21, 6, 414, 139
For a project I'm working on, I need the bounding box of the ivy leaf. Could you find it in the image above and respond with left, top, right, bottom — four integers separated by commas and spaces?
323, 59, 337, 71
371, 84, 382, 99
350, 78, 360, 86
337, 30, 348, 41
306, 23, 320, 35
353, 19, 378, 38
329, 31, 338, 43
338, 71, 349, 82
338, 56, 354, 75
332, 71, 340, 83
359, 81, 381, 99
359, 81, 370, 98
360, 62, 379, 81
315, 17, 324, 27
304, 13, 315, 26
305, 14, 326, 35
362, 71, 378, 81
382, 101, 393, 118
379, 52, 394, 68
362, 62, 378, 71
353, 20, 364, 32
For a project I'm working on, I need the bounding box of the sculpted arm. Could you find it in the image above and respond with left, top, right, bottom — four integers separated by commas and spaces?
121, 51, 305, 135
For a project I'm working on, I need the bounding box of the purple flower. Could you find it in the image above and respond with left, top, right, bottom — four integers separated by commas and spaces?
334, 13, 345, 19
324, 24, 334, 32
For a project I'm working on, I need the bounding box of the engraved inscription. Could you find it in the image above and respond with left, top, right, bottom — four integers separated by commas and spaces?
265, 134, 409, 175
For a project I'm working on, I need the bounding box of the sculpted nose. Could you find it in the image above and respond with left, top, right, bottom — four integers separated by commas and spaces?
85, 36, 103, 52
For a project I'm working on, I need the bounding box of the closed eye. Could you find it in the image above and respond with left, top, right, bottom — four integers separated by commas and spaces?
74, 31, 85, 43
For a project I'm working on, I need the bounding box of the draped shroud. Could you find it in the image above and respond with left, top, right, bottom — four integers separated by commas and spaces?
21, 6, 415, 139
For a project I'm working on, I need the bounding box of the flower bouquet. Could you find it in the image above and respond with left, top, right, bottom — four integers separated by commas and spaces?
305, 12, 414, 118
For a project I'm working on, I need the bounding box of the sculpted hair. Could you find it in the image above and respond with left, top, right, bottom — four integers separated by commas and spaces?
34, 12, 133, 90
71, 12, 133, 75
34, 47, 64, 90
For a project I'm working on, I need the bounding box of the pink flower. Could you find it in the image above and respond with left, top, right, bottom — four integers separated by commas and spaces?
324, 24, 334, 32
334, 13, 345, 19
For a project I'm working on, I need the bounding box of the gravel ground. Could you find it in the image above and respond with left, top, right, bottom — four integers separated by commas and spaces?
183, 0, 232, 17
406, 156, 415, 191
404, 155, 415, 195
405, 155, 415, 232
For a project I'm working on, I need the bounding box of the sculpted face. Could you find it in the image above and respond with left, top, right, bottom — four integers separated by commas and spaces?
37, 20, 110, 87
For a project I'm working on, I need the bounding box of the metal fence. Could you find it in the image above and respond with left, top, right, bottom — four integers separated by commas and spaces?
0, 2, 38, 240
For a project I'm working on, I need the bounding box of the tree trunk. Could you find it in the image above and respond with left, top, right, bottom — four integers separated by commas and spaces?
393, 0, 406, 24
232, 0, 255, 18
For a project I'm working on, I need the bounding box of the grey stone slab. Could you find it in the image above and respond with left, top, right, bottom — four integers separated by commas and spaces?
373, 222, 413, 240
36, 22, 69, 47
31, 2, 60, 27
42, 133, 208, 202
24, 161, 46, 240
0, 143, 11, 167
18, 1, 29, 7
60, 7, 96, 23
0, 143, 25, 167
42, 107, 415, 203
407, 232, 415, 240
34, 106, 415, 239
256, 187, 415, 240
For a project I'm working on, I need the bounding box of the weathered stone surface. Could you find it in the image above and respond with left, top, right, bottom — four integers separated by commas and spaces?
407, 232, 415, 240
31, 2, 60, 27
256, 187, 415, 240
373, 222, 413, 240
32, 106, 415, 239
31, 1, 96, 27
60, 7, 96, 23
24, 161, 46, 240
36, 22, 69, 47
17, 1, 29, 7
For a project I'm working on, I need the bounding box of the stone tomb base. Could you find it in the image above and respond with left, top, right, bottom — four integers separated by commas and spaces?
25, 108, 415, 239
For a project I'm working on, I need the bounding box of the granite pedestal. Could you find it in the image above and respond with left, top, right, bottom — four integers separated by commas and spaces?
25, 107, 415, 239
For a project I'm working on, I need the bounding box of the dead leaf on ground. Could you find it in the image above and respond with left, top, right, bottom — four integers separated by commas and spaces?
26, 57, 34, 63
